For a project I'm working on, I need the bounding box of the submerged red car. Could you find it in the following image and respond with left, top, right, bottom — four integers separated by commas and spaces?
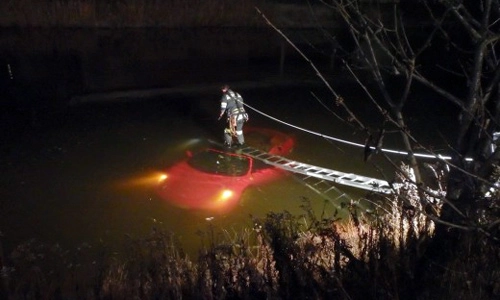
156, 127, 295, 212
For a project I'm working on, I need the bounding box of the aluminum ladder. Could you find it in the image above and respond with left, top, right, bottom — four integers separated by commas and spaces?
239, 146, 394, 194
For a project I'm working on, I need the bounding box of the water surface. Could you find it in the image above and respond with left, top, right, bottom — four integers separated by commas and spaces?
0, 28, 457, 258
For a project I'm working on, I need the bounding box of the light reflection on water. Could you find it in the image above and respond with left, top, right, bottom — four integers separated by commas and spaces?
2, 85, 458, 259
0, 29, 458, 259
1, 90, 372, 258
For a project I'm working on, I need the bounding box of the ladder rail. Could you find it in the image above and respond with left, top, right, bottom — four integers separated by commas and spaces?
239, 146, 394, 194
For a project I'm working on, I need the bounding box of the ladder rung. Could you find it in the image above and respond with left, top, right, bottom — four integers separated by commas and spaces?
240, 146, 393, 194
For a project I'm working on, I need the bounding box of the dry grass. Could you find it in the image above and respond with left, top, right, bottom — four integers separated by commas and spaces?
100, 229, 196, 299
1, 166, 499, 299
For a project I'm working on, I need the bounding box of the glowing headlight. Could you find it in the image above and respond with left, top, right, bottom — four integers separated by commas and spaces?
158, 174, 168, 182
220, 189, 234, 201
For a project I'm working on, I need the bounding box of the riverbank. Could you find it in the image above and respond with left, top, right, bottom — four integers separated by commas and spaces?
0, 0, 339, 29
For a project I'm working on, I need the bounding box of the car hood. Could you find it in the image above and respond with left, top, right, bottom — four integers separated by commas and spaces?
157, 162, 250, 211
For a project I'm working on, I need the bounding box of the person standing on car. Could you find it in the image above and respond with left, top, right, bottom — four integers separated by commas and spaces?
218, 84, 248, 147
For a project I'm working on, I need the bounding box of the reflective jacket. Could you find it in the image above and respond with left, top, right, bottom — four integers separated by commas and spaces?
220, 89, 247, 120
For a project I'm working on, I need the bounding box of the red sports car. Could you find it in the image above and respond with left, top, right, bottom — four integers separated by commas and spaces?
156, 127, 295, 212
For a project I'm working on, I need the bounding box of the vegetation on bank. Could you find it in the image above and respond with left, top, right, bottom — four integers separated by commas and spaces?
1, 0, 500, 299
1, 166, 498, 299
0, 0, 273, 28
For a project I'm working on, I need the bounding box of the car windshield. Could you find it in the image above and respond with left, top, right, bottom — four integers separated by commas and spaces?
187, 149, 251, 176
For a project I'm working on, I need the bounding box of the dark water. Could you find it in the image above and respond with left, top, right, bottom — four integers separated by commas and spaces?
0, 28, 457, 258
